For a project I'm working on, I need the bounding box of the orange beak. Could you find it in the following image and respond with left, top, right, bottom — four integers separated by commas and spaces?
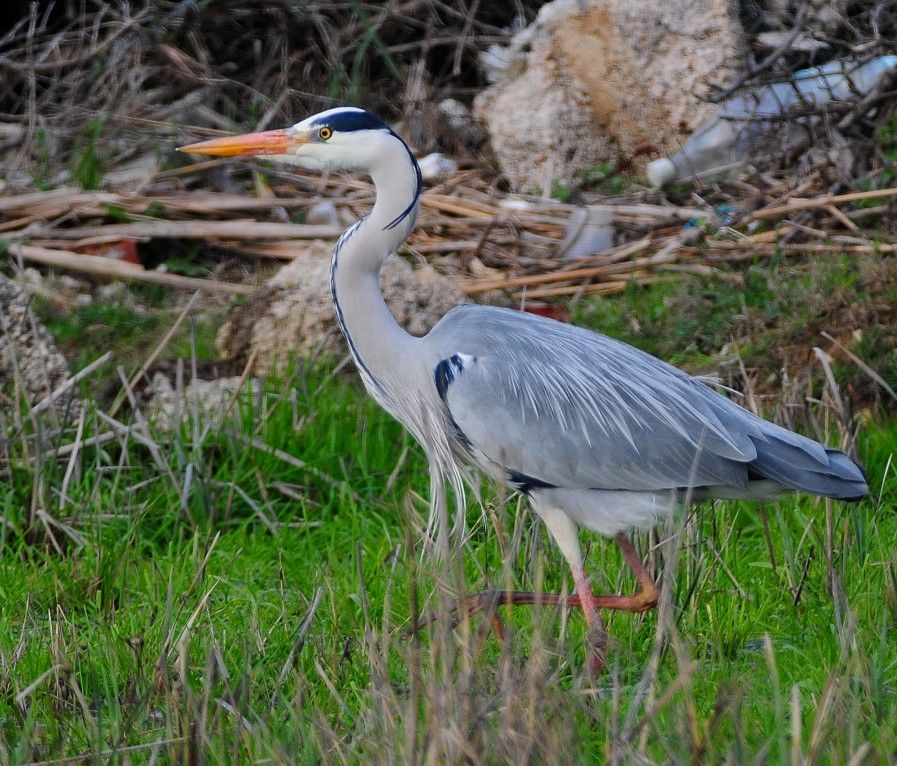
179, 128, 304, 157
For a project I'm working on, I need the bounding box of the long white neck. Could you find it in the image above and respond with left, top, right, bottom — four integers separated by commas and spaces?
329, 132, 422, 404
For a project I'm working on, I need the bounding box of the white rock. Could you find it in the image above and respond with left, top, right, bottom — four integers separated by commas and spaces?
305, 200, 340, 227
418, 152, 458, 180
21, 268, 45, 291
144, 372, 260, 432
474, 0, 745, 192
479, 43, 519, 84
0, 274, 73, 411
95, 282, 128, 302
58, 275, 86, 294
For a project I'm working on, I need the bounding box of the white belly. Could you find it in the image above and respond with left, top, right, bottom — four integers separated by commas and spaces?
531, 487, 678, 537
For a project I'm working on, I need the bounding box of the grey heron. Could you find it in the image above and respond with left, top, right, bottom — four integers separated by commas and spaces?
182, 107, 868, 674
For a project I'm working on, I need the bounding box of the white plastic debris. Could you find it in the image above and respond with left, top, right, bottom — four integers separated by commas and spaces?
558, 206, 614, 260
498, 198, 533, 211
418, 152, 458, 180
647, 56, 897, 187
438, 98, 487, 146
305, 199, 340, 227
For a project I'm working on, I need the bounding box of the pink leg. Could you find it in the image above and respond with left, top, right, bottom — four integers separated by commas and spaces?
571, 565, 608, 675
408, 534, 658, 676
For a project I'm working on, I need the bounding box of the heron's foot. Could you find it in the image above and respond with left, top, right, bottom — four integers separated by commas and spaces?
406, 580, 657, 677
586, 625, 608, 676
406, 583, 658, 637
588, 581, 659, 614
407, 589, 572, 638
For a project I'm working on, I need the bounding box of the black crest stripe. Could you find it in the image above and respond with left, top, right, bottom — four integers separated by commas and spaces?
310, 110, 388, 132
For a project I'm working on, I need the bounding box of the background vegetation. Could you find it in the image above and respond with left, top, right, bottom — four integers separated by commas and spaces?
1, 1, 896, 763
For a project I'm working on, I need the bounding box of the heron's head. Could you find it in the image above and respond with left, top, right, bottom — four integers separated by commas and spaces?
179, 107, 398, 172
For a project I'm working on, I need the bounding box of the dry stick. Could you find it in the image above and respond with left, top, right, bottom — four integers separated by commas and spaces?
15, 664, 67, 709
746, 227, 794, 243
601, 237, 654, 265
0, 190, 322, 218
0, 213, 48, 233
43, 430, 118, 460
58, 407, 86, 510
146, 192, 323, 212
822, 331, 897, 403
519, 276, 663, 300
421, 194, 499, 218
230, 432, 362, 503
606, 203, 711, 221
824, 204, 860, 232
7, 244, 253, 295
750, 187, 897, 220
9, 220, 343, 241
179, 532, 222, 618
706, 241, 897, 255
170, 581, 221, 662
18, 738, 189, 766
95, 409, 179, 494
108, 290, 203, 419
148, 158, 226, 180
458, 265, 605, 294
0, 188, 120, 212
545, 235, 652, 270
709, 0, 811, 103
407, 240, 481, 254
28, 351, 113, 417
458, 237, 676, 294
458, 256, 647, 294
847, 743, 872, 766
223, 242, 313, 259
268, 587, 324, 712
198, 350, 257, 444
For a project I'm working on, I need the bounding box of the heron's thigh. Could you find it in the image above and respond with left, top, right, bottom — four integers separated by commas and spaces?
529, 496, 583, 571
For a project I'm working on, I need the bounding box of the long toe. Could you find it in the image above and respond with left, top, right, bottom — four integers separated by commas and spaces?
408, 588, 572, 636
586, 625, 608, 676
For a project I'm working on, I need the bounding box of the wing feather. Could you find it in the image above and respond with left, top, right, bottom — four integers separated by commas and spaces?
426, 306, 762, 492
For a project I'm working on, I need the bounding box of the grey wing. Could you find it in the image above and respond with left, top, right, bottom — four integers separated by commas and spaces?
427, 306, 851, 494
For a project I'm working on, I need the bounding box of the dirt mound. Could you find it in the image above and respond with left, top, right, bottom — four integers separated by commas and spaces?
216, 243, 466, 375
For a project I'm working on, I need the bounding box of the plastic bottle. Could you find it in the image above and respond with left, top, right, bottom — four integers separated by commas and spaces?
647, 56, 897, 187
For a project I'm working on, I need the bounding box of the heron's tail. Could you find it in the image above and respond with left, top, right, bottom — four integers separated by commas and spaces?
748, 425, 868, 501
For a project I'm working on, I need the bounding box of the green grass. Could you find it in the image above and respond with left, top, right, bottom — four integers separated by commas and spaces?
38, 294, 223, 373
69, 119, 106, 191
1, 351, 895, 762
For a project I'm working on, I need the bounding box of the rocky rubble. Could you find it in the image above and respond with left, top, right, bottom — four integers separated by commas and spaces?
143, 372, 259, 432
474, 0, 745, 192
0, 273, 72, 411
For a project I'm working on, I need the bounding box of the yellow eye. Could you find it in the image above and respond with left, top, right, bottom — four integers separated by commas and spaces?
319, 126, 333, 141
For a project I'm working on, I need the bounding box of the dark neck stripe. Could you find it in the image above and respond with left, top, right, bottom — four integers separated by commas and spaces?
383, 129, 423, 231
329, 218, 384, 395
